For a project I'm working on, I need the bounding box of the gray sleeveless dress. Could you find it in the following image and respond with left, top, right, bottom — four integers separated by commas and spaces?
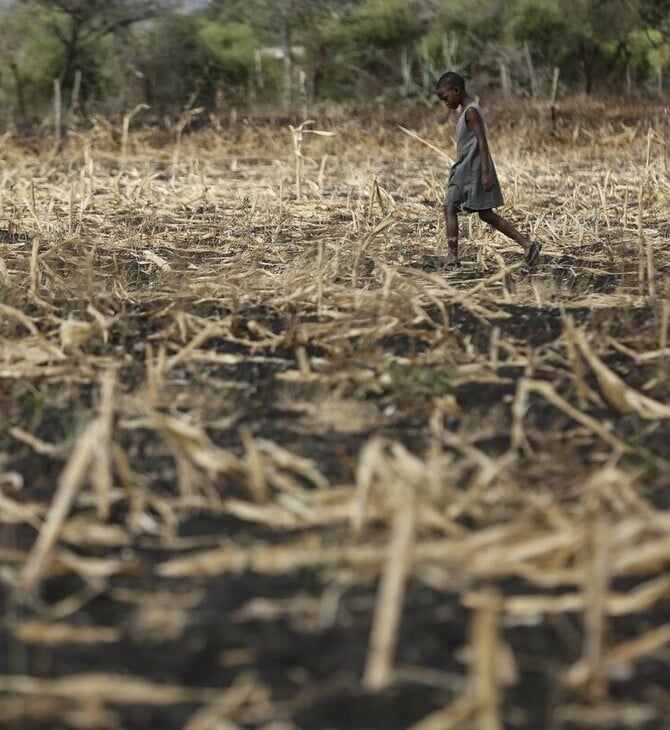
445, 102, 503, 212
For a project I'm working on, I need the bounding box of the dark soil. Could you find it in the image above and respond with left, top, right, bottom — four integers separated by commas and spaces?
3, 285, 670, 729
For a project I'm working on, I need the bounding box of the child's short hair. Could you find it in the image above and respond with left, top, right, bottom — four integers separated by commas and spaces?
437, 71, 465, 92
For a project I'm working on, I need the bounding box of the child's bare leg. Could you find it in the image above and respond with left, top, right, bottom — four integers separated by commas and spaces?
443, 204, 460, 264
478, 209, 532, 254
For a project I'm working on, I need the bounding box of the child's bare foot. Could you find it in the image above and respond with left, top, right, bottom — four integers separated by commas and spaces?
443, 241, 460, 268
444, 250, 460, 268
525, 240, 541, 267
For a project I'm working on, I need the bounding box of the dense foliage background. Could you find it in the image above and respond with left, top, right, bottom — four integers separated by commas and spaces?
0, 0, 669, 125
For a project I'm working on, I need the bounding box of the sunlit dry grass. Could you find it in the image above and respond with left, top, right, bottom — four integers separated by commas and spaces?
1, 100, 670, 728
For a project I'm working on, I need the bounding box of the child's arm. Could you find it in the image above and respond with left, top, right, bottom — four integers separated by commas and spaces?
465, 107, 494, 191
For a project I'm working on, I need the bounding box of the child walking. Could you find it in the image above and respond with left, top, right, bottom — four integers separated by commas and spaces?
436, 71, 540, 267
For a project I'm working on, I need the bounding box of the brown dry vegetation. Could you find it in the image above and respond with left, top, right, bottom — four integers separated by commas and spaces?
1, 100, 670, 730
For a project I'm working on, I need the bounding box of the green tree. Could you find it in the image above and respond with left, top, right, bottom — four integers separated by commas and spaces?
135, 13, 258, 113
17, 0, 177, 94
0, 6, 63, 121
638, 0, 670, 34
556, 0, 640, 93
437, 0, 513, 88
505, 0, 568, 66
636, 0, 670, 88
318, 0, 423, 99
207, 0, 362, 109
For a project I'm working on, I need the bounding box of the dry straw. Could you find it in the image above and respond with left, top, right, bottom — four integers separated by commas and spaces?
1, 101, 670, 727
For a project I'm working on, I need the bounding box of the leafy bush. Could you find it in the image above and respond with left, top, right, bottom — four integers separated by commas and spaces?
196, 21, 256, 83
317, 0, 422, 99
504, 0, 568, 65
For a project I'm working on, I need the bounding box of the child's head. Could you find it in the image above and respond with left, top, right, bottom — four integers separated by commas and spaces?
436, 71, 466, 110
436, 71, 465, 94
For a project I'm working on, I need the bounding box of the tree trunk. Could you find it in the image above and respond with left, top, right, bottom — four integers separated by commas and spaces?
498, 58, 511, 98
580, 49, 593, 95
10, 61, 26, 123
70, 69, 82, 118
281, 9, 293, 114
550, 66, 560, 131
420, 37, 431, 91
298, 67, 307, 120
524, 42, 537, 99
282, 51, 292, 114
59, 21, 81, 93
53, 78, 62, 143
400, 47, 411, 97
254, 48, 264, 92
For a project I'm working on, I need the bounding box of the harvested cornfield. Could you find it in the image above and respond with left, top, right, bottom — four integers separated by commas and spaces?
1, 100, 670, 730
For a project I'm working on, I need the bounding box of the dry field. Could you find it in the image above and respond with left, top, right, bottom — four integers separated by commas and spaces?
1, 100, 670, 730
